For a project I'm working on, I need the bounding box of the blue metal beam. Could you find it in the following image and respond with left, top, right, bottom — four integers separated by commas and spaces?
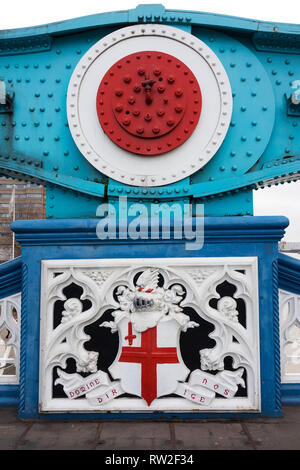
0, 4, 299, 42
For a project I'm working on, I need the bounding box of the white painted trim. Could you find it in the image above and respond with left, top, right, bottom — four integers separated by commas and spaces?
279, 289, 300, 383
0, 293, 21, 385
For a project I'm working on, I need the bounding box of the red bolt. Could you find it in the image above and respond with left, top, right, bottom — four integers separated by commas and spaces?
128, 96, 135, 105
123, 75, 131, 83
115, 89, 123, 97
144, 113, 152, 121
115, 105, 123, 113
163, 98, 168, 104
152, 127, 160, 134
147, 146, 151, 151
133, 109, 140, 117
123, 118, 131, 126
136, 127, 144, 134
167, 119, 175, 127
175, 88, 183, 97
157, 109, 165, 117
138, 67, 145, 76
153, 68, 161, 76
175, 106, 183, 113
134, 85, 141, 93
157, 85, 165, 93
167, 75, 175, 84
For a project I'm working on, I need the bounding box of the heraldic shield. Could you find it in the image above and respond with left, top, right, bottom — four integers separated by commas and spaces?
110, 320, 188, 406
42, 258, 260, 413
105, 268, 196, 406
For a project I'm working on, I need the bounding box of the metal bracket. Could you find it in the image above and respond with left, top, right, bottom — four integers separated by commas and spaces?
253, 32, 300, 54
285, 93, 300, 117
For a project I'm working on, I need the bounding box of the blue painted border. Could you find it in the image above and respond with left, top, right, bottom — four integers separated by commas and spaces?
281, 384, 300, 405
11, 216, 288, 419
11, 216, 289, 245
0, 257, 22, 300
0, 257, 22, 405
278, 253, 300, 295
0, 385, 19, 406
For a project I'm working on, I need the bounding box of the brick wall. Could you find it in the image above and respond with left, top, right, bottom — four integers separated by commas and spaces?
0, 177, 46, 263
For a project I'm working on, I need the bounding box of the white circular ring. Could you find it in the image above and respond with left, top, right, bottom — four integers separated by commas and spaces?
67, 24, 232, 187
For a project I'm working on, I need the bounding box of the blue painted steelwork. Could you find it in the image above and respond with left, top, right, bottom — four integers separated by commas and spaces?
278, 252, 300, 295
11, 215, 288, 419
0, 4, 298, 217
0, 4, 298, 413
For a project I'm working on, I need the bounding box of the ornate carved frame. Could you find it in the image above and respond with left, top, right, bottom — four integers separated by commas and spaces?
39, 257, 260, 413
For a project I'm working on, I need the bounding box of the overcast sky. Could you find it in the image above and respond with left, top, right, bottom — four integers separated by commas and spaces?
1, 0, 299, 241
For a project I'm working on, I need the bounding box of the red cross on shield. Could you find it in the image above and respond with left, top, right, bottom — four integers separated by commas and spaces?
109, 317, 189, 406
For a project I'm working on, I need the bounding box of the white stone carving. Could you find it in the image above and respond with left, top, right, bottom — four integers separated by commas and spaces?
279, 289, 300, 383
0, 293, 21, 384
217, 297, 239, 323
82, 270, 113, 288
101, 268, 198, 334
61, 298, 83, 324
39, 257, 260, 413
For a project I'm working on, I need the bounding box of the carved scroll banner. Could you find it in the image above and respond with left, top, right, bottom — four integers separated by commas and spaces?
55, 369, 124, 405
175, 368, 245, 405
56, 367, 245, 407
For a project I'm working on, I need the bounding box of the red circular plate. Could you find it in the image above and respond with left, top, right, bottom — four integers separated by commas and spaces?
96, 51, 202, 156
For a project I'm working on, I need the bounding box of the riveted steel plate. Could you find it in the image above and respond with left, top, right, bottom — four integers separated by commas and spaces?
96, 51, 202, 155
